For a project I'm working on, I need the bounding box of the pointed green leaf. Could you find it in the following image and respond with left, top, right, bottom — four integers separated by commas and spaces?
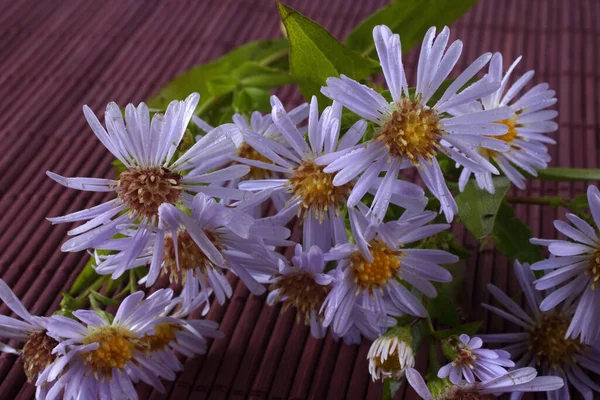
278, 3, 379, 103
455, 177, 511, 239
346, 0, 478, 58
147, 39, 289, 111
493, 203, 544, 264
432, 321, 482, 340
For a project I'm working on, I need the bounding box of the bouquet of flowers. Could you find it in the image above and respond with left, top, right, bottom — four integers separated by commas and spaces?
1, 2, 598, 399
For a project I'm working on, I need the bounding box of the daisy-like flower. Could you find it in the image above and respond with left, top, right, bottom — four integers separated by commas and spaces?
367, 326, 415, 381
406, 367, 563, 400
193, 104, 309, 181
479, 260, 600, 400
93, 192, 288, 310
319, 25, 514, 222
137, 289, 223, 375
39, 290, 180, 399
267, 244, 333, 339
0, 280, 57, 389
456, 52, 557, 193
438, 334, 514, 384
321, 204, 457, 337
529, 184, 600, 344
47, 93, 251, 265
237, 95, 426, 251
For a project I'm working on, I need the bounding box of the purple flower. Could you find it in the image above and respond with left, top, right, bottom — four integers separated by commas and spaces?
319, 25, 513, 222
321, 204, 457, 337
530, 184, 600, 344
406, 367, 563, 399
93, 193, 289, 311
456, 52, 557, 193
47, 93, 251, 269
237, 95, 426, 251
479, 260, 600, 400
438, 334, 514, 384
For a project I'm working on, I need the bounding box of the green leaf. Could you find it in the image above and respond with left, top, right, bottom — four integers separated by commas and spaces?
147, 39, 289, 112
455, 177, 511, 239
536, 167, 600, 182
428, 286, 461, 328
493, 203, 544, 264
232, 62, 293, 88
383, 378, 403, 400
411, 319, 428, 353
278, 3, 379, 103
346, 0, 478, 58
233, 87, 271, 115
432, 321, 482, 340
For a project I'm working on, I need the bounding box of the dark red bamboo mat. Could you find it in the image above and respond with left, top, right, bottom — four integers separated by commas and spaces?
0, 0, 598, 399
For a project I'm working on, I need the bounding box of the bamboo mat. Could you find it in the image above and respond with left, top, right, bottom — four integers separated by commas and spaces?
0, 0, 598, 399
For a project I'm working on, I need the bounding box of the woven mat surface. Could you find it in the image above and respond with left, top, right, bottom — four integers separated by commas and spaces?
0, 0, 598, 399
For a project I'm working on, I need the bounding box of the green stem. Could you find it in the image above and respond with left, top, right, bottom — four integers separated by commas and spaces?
73, 276, 107, 309
505, 195, 568, 208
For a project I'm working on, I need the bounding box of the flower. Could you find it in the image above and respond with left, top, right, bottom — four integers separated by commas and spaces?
267, 244, 333, 338
456, 52, 557, 193
0, 279, 57, 388
367, 326, 415, 381
237, 95, 426, 251
138, 289, 223, 374
529, 184, 600, 344
319, 25, 514, 222
47, 93, 251, 267
192, 105, 309, 218
321, 205, 457, 337
479, 260, 600, 400
406, 367, 563, 400
437, 334, 514, 384
39, 290, 180, 399
93, 192, 288, 310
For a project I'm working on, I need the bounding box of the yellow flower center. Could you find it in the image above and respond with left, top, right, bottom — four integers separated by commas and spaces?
529, 313, 583, 368
269, 270, 331, 325
81, 326, 139, 377
587, 248, 600, 289
288, 160, 352, 221
140, 323, 182, 352
22, 330, 58, 383
162, 228, 222, 284
117, 167, 182, 220
349, 240, 402, 294
236, 141, 273, 180
376, 97, 442, 165
482, 115, 521, 158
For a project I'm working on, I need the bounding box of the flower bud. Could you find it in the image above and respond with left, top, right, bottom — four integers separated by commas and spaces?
367, 326, 415, 381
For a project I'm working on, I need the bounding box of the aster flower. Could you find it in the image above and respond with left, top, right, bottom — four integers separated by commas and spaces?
267, 244, 333, 339
479, 260, 600, 400
39, 289, 180, 399
137, 289, 223, 375
406, 367, 563, 400
367, 326, 415, 381
93, 192, 288, 310
529, 184, 600, 344
321, 204, 457, 337
237, 95, 426, 251
0, 279, 58, 393
47, 93, 251, 266
456, 52, 557, 193
438, 334, 514, 384
319, 25, 514, 222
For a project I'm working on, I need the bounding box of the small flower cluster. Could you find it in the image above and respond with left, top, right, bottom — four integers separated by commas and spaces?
1, 21, 576, 399
0, 281, 221, 399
